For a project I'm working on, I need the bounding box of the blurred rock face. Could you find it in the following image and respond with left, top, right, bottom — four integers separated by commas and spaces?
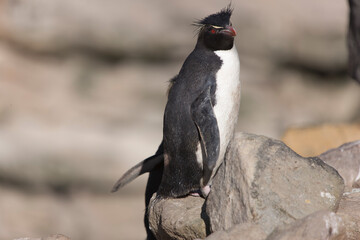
0, 0, 359, 240
282, 123, 360, 157
319, 140, 360, 190
348, 0, 360, 83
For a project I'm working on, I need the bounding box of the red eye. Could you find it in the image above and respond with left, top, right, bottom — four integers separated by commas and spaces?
211, 29, 216, 34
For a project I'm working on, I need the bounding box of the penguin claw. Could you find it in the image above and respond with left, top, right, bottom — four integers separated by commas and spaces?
190, 191, 201, 197
201, 185, 211, 197
189, 185, 211, 198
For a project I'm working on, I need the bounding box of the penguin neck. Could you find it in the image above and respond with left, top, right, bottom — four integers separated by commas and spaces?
195, 32, 234, 52
214, 44, 238, 59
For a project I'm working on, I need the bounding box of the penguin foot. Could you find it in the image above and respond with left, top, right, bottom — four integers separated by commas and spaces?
189, 185, 211, 198
201, 185, 211, 197
189, 191, 201, 197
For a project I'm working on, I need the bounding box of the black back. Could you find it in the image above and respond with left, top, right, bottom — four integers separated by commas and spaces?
157, 47, 221, 197
157, 6, 236, 198
144, 143, 164, 240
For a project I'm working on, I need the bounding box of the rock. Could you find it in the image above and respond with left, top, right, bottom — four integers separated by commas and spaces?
267, 190, 360, 240
338, 190, 360, 218
44, 234, 71, 240
204, 223, 267, 240
0, 186, 147, 240
13, 234, 70, 240
204, 190, 360, 240
203, 192, 360, 240
0, 0, 186, 59
148, 132, 345, 239
282, 123, 360, 157
348, 0, 360, 83
337, 190, 360, 239
319, 140, 360, 190
266, 210, 346, 240
0, 0, 348, 68
13, 238, 41, 240
148, 194, 206, 240
206, 132, 344, 234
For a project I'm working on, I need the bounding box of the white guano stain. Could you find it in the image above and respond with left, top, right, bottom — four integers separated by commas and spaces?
320, 191, 336, 202
355, 166, 360, 182
343, 188, 360, 196
323, 212, 342, 235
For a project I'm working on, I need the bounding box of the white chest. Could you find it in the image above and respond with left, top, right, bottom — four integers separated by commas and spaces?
195, 46, 241, 185
213, 46, 241, 166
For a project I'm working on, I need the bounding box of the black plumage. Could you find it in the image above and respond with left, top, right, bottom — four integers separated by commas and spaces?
158, 47, 222, 197
157, 5, 236, 198
194, 5, 233, 27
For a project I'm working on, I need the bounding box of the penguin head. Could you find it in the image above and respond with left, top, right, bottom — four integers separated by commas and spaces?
194, 5, 236, 51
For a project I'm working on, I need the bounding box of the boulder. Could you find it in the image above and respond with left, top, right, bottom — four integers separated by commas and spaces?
13, 234, 70, 240
204, 223, 267, 240
319, 140, 360, 190
265, 210, 346, 240
44, 235, 71, 240
266, 190, 360, 240
148, 194, 206, 240
337, 190, 360, 239
148, 132, 345, 239
206, 132, 344, 234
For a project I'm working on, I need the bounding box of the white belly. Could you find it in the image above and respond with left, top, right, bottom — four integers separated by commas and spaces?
195, 45, 241, 185
211, 46, 241, 179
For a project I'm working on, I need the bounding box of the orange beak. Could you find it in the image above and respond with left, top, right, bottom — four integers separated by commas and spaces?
221, 25, 236, 37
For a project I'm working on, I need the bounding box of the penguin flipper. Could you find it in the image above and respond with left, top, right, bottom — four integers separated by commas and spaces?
111, 150, 164, 193
191, 85, 220, 187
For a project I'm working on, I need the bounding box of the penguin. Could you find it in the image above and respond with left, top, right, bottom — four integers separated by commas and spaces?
157, 5, 240, 198
112, 5, 240, 197
113, 5, 240, 198
112, 5, 240, 239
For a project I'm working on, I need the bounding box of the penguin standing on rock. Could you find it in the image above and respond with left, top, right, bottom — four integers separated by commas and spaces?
112, 5, 240, 197
112, 6, 240, 198
112, 4, 240, 236
158, 5, 240, 198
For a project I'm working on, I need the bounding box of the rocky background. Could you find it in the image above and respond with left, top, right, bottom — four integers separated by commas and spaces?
0, 0, 359, 239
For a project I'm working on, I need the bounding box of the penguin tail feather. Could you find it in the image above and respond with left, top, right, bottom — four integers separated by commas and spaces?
111, 153, 163, 193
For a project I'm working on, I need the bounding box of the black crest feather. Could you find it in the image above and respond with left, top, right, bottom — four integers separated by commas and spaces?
193, 4, 233, 27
